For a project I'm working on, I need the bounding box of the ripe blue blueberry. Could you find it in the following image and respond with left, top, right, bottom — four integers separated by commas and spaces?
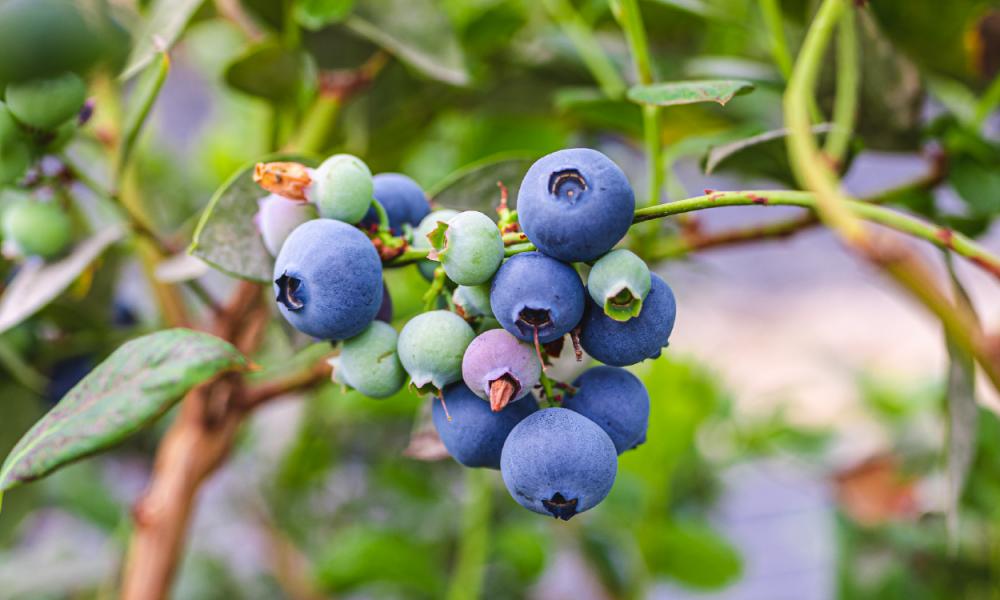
308, 154, 373, 223
330, 321, 406, 399
397, 310, 475, 395
579, 273, 676, 366
587, 249, 651, 322
427, 210, 504, 285
272, 219, 383, 340
255, 194, 317, 256
432, 382, 538, 469
562, 366, 649, 454
490, 252, 585, 345
412, 209, 459, 280
360, 173, 431, 234
500, 408, 617, 520
462, 328, 541, 412
453, 284, 493, 320
516, 148, 635, 262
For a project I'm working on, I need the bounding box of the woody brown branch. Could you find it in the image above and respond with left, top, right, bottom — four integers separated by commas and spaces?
121, 281, 274, 600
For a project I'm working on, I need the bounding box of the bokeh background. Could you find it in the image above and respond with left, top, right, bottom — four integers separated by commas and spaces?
1, 0, 1000, 598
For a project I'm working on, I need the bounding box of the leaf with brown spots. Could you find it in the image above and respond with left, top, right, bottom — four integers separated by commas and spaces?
627, 80, 754, 107
0, 329, 248, 502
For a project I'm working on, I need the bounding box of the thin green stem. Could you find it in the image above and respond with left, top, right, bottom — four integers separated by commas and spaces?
613, 0, 663, 206
295, 95, 341, 154
541, 0, 627, 99
634, 190, 1000, 277
371, 198, 391, 232
758, 0, 823, 122
758, 0, 793, 79
785, 0, 1000, 395
117, 53, 170, 178
0, 337, 46, 393
423, 267, 447, 311
390, 187, 1000, 279
783, 0, 860, 240
823, 8, 858, 165
445, 469, 491, 600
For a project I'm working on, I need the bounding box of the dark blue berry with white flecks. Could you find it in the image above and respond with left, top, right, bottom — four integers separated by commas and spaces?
360, 173, 431, 234
562, 366, 649, 454
273, 219, 383, 340
516, 148, 635, 262
432, 382, 539, 469
579, 273, 676, 366
490, 252, 585, 344
500, 408, 617, 520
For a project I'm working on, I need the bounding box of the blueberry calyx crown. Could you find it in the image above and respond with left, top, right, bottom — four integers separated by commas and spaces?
548, 169, 587, 202
275, 272, 305, 311
542, 492, 579, 520
488, 373, 520, 412
425, 220, 450, 260
516, 307, 552, 335
604, 286, 643, 322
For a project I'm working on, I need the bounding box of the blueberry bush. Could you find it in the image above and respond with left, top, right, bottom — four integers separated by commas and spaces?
1, 0, 1000, 598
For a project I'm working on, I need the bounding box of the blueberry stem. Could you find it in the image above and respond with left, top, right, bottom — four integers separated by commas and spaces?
371, 198, 391, 233
784, 0, 1000, 395
422, 267, 448, 311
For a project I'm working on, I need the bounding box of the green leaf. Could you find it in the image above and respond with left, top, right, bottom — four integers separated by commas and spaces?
0, 329, 247, 496
702, 124, 834, 186
640, 520, 742, 588
948, 155, 1000, 218
627, 80, 755, 107
428, 153, 534, 213
190, 154, 317, 283
121, 0, 204, 80
346, 0, 469, 86
644, 0, 733, 20
224, 43, 313, 104
296, 0, 356, 29
0, 226, 125, 336
314, 525, 445, 595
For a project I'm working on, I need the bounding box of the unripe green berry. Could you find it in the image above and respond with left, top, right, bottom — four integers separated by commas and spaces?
308, 154, 373, 223
453, 284, 494, 319
397, 310, 475, 395
587, 249, 651, 322
427, 210, 503, 285
2, 199, 73, 259
331, 321, 406, 399
5, 72, 87, 130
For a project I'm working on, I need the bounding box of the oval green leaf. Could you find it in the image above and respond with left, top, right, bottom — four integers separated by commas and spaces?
224, 43, 313, 104
345, 0, 469, 86
0, 225, 125, 336
189, 154, 318, 282
627, 80, 755, 107
428, 153, 534, 213
0, 329, 248, 496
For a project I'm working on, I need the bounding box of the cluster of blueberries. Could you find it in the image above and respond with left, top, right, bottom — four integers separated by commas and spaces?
256, 148, 677, 520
